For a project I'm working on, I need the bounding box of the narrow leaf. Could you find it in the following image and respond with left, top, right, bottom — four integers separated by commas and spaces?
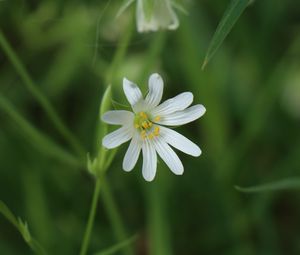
98, 86, 114, 172
0, 200, 19, 229
103, 148, 118, 172
18, 219, 32, 242
235, 178, 300, 193
29, 238, 48, 255
94, 234, 138, 255
202, 0, 253, 69
0, 30, 84, 158
0, 200, 47, 255
100, 85, 112, 117
0, 95, 81, 167
91, 85, 115, 176
116, 0, 135, 18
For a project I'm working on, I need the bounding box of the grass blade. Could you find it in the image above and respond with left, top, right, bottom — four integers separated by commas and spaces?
0, 29, 85, 159
235, 178, 300, 193
0, 200, 47, 255
116, 0, 135, 18
0, 200, 19, 229
94, 234, 138, 255
0, 95, 81, 167
202, 0, 252, 69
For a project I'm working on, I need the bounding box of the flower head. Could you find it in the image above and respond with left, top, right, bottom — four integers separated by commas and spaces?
136, 0, 179, 33
117, 0, 179, 33
102, 73, 206, 181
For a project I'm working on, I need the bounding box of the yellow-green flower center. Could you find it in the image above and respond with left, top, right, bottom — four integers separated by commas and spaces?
134, 112, 161, 140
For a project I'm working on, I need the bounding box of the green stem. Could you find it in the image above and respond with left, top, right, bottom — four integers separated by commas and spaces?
138, 32, 166, 84
0, 29, 85, 160
81, 13, 134, 255
79, 177, 102, 255
146, 170, 172, 255
101, 178, 134, 255
105, 15, 134, 85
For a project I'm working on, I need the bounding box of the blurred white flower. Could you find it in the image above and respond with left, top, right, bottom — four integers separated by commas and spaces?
102, 73, 205, 181
117, 0, 179, 33
136, 0, 179, 32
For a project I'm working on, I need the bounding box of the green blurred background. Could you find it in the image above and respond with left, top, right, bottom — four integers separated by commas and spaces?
1, 0, 300, 254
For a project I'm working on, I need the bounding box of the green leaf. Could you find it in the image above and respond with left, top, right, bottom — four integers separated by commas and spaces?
0, 201, 32, 242
100, 85, 112, 117
235, 178, 300, 193
18, 218, 32, 242
98, 85, 112, 172
87, 153, 99, 176
0, 200, 19, 229
89, 85, 117, 176
0, 94, 81, 168
94, 234, 138, 255
0, 200, 47, 255
29, 238, 48, 255
116, 0, 135, 18
0, 30, 85, 159
202, 0, 253, 69
103, 148, 118, 172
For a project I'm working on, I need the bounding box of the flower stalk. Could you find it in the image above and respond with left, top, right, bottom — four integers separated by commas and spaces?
79, 177, 102, 255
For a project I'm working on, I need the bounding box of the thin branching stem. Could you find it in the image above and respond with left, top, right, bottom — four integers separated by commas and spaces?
79, 177, 102, 255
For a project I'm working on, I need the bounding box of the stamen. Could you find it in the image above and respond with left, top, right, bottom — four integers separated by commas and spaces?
135, 112, 160, 140
148, 133, 154, 140
154, 126, 160, 136
154, 116, 161, 122
139, 112, 148, 119
142, 121, 149, 129
141, 130, 147, 139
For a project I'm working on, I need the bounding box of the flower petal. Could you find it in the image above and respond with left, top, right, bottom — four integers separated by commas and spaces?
145, 73, 164, 108
150, 92, 193, 116
157, 104, 206, 126
160, 126, 201, 157
142, 140, 157, 182
123, 132, 142, 172
136, 0, 147, 33
153, 138, 183, 175
123, 78, 143, 106
102, 110, 134, 125
166, 6, 179, 30
102, 126, 133, 149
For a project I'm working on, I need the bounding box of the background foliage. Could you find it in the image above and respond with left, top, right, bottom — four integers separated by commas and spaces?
1, 0, 300, 254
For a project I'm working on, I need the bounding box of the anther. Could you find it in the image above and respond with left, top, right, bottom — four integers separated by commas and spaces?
154, 126, 160, 136
154, 116, 161, 122
140, 112, 147, 119
141, 130, 146, 139
142, 121, 149, 129
148, 133, 154, 140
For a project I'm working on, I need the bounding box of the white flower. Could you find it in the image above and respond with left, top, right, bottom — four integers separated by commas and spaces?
117, 0, 179, 33
136, 0, 179, 33
102, 73, 206, 182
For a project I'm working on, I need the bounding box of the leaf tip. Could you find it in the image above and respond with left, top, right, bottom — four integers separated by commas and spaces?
201, 58, 208, 70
